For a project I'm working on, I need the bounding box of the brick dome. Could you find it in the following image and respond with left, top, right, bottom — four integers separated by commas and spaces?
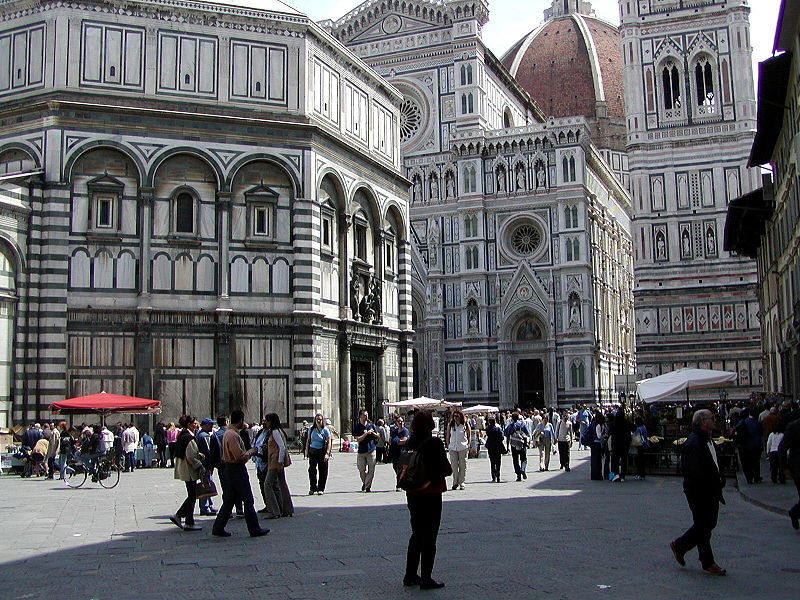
501, 13, 624, 121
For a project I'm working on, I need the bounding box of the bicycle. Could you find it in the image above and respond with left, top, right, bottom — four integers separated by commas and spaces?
64, 454, 121, 489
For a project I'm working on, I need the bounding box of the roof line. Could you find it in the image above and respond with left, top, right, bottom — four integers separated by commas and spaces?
572, 13, 605, 103
504, 21, 548, 78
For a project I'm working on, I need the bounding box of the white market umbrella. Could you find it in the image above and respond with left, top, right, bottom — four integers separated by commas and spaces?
462, 405, 500, 414
636, 368, 737, 403
384, 397, 461, 410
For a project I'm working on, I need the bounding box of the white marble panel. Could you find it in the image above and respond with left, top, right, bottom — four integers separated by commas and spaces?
252, 258, 269, 294
174, 255, 193, 291
272, 259, 289, 294
152, 254, 171, 290
117, 252, 136, 289
94, 253, 113, 288
196, 256, 215, 292
231, 257, 248, 293
69, 251, 91, 288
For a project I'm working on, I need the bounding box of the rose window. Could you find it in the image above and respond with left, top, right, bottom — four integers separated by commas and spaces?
400, 97, 422, 143
510, 223, 542, 255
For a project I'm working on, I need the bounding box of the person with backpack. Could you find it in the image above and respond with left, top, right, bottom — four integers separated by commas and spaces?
262, 412, 294, 519
631, 416, 649, 480
504, 412, 530, 481
399, 410, 452, 590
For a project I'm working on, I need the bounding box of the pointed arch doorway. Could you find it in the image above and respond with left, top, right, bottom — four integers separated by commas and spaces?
517, 359, 544, 410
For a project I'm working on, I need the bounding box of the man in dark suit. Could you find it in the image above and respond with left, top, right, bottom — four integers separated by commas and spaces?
670, 409, 727, 576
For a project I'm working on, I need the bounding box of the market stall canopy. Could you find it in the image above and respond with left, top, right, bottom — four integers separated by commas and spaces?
384, 397, 461, 410
50, 392, 161, 415
462, 405, 500, 414
636, 369, 737, 403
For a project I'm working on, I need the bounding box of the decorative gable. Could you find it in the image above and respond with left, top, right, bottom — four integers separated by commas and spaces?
330, 0, 451, 45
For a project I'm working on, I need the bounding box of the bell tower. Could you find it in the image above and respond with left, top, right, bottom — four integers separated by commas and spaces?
619, 0, 762, 395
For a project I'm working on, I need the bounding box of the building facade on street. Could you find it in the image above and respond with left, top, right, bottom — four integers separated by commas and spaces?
619, 0, 763, 396
0, 0, 413, 432
325, 0, 636, 408
725, 0, 799, 399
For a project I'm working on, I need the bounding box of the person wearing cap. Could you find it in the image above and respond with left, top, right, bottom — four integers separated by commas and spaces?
195, 418, 217, 516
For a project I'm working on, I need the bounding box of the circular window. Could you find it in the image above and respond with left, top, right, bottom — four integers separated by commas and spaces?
400, 97, 422, 143
510, 222, 542, 256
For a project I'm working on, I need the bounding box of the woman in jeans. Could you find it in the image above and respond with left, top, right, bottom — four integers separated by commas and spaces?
305, 412, 332, 495
169, 415, 204, 532
263, 413, 294, 518
445, 409, 470, 490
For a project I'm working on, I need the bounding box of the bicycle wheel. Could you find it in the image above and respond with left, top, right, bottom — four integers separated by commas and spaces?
98, 460, 121, 489
64, 462, 87, 488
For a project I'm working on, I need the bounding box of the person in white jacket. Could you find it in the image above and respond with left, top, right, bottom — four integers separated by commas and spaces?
766, 424, 786, 484
122, 424, 140, 472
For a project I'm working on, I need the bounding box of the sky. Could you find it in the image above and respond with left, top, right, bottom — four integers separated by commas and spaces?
278, 0, 782, 80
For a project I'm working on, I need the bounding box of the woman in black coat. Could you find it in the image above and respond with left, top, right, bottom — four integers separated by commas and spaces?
403, 411, 452, 590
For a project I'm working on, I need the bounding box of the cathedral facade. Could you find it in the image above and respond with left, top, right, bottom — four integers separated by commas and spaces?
619, 0, 762, 394
0, 0, 413, 432
325, 0, 635, 408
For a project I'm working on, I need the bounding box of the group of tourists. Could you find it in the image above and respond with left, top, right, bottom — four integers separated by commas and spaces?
17, 420, 149, 479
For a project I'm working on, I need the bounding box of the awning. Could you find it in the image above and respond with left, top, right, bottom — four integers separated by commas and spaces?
51, 392, 161, 415
749, 51, 793, 167
637, 369, 737, 403
724, 187, 772, 258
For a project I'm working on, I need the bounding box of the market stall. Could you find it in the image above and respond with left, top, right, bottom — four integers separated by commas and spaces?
50, 392, 162, 425
633, 369, 738, 477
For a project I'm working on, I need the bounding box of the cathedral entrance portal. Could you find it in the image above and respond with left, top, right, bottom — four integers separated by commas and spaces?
351, 359, 375, 424
517, 359, 544, 410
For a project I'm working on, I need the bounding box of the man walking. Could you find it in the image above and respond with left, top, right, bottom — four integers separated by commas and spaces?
353, 409, 379, 492
504, 412, 530, 481
670, 409, 727, 576
735, 408, 763, 484
196, 418, 217, 516
212, 416, 243, 518
555, 410, 572, 471
780, 413, 800, 530
211, 409, 269, 538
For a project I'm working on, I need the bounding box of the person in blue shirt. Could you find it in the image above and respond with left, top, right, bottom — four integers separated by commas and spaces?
735, 408, 763, 484
353, 409, 379, 492
389, 416, 410, 489
305, 413, 332, 495
504, 412, 530, 481
141, 430, 154, 468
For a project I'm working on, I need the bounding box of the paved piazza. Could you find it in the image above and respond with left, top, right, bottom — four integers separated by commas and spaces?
1, 449, 797, 600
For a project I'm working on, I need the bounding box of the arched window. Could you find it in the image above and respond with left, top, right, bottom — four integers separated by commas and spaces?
645, 70, 655, 112
461, 94, 468, 114
569, 156, 576, 181
463, 165, 477, 193
460, 65, 467, 86
503, 108, 514, 128
174, 192, 195, 234
570, 360, 585, 388
464, 214, 478, 237
662, 61, 681, 110
466, 64, 474, 85
564, 205, 578, 228
465, 245, 479, 269
468, 363, 482, 391
562, 156, 569, 182
694, 56, 715, 106
467, 93, 474, 113
566, 237, 580, 261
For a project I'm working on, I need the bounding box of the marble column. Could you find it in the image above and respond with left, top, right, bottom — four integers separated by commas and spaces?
339, 338, 352, 435
216, 190, 232, 310
137, 187, 154, 309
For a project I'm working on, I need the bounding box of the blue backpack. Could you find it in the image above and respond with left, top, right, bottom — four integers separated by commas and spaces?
580, 424, 596, 447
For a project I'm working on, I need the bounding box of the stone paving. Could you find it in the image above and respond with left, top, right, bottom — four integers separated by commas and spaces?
0, 448, 798, 600
735, 454, 798, 516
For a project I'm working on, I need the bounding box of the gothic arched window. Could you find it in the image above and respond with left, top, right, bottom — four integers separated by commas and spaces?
662, 62, 681, 110
694, 56, 715, 106
570, 360, 585, 388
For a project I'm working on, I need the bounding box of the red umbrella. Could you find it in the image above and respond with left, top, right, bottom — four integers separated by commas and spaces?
51, 392, 161, 421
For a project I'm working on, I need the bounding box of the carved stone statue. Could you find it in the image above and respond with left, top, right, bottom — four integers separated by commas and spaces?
429, 175, 439, 202
536, 163, 545, 188
497, 168, 505, 192
370, 276, 382, 324
427, 219, 440, 267
516, 165, 526, 190
445, 172, 455, 199
350, 272, 362, 320
412, 176, 422, 204
569, 294, 581, 329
